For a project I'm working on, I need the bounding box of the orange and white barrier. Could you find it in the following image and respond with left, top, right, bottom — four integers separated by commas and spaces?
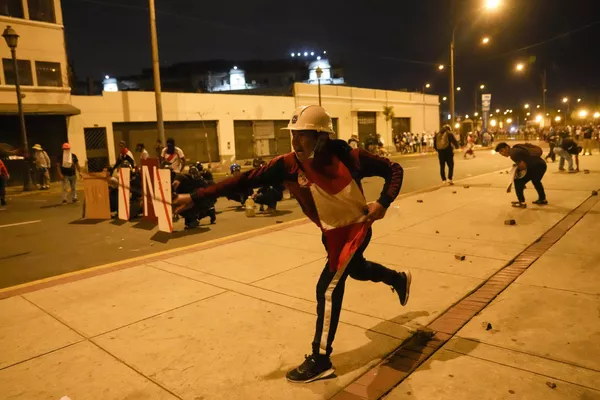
142, 165, 173, 233
118, 167, 130, 221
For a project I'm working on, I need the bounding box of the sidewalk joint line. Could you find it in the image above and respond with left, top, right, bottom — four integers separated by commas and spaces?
443, 348, 600, 392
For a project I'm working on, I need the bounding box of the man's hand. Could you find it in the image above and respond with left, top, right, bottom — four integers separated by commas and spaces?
173, 194, 194, 214
172, 180, 180, 191
365, 201, 387, 222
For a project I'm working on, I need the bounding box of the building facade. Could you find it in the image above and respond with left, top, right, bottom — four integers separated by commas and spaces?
0, 0, 78, 175
68, 83, 439, 171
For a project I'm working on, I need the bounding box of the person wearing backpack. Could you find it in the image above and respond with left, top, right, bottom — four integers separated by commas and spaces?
434, 124, 460, 185
553, 138, 581, 173
495, 142, 547, 207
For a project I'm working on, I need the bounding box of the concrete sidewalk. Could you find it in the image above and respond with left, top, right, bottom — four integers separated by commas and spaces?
1, 155, 599, 400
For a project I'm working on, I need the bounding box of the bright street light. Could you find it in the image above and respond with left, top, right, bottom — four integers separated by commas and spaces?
455, 123, 461, 128
537, 105, 541, 108
577, 98, 582, 103
506, 118, 512, 123
425, 83, 431, 88
443, 96, 447, 101
482, 37, 490, 44
555, 116, 562, 122
594, 112, 600, 119
456, 87, 461, 91
526, 112, 530, 116
562, 97, 568, 103
557, 109, 561, 112
515, 63, 524, 71
474, 112, 479, 117
490, 119, 497, 127
524, 104, 529, 109
536, 115, 543, 122
466, 114, 470, 119
480, 84, 485, 90
485, 0, 501, 11
579, 110, 588, 118
496, 109, 500, 113
438, 65, 445, 70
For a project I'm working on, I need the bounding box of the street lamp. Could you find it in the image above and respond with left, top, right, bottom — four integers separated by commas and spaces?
555, 116, 562, 122
479, 84, 485, 90
524, 104, 529, 109
423, 83, 431, 132
456, 87, 461, 91
438, 65, 445, 70
315, 66, 323, 106
562, 97, 570, 123
2, 26, 35, 191
515, 63, 525, 72
577, 98, 582, 103
562, 97, 568, 103
485, 0, 501, 10
449, 0, 501, 128
482, 37, 490, 44
579, 110, 588, 119
442, 96, 447, 101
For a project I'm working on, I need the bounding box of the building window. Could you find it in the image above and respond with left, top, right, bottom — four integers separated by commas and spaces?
0, 0, 24, 17
2, 58, 34, 86
35, 61, 62, 86
27, 0, 55, 22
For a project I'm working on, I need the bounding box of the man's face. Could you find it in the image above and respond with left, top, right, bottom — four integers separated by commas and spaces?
499, 147, 510, 157
291, 130, 319, 162
119, 142, 125, 149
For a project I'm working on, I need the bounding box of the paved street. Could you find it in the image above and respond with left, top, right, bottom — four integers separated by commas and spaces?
0, 148, 508, 289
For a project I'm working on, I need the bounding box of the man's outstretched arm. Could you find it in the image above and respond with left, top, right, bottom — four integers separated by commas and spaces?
175, 156, 287, 212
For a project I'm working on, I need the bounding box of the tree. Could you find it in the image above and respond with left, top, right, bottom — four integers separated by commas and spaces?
382, 106, 395, 149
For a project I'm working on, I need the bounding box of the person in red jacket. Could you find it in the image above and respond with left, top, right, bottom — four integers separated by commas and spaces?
0, 158, 9, 206
174, 105, 411, 383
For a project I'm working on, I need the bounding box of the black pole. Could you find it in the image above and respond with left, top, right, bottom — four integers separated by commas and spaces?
11, 47, 35, 191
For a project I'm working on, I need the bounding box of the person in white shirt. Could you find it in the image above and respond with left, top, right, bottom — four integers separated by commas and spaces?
135, 143, 150, 161
161, 138, 186, 174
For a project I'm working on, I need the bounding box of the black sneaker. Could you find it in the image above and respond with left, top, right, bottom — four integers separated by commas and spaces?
286, 354, 335, 383
532, 199, 548, 205
62, 200, 67, 204
184, 220, 200, 229
511, 201, 527, 208
391, 271, 412, 306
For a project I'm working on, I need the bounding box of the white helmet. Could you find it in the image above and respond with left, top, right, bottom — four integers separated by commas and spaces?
282, 105, 334, 134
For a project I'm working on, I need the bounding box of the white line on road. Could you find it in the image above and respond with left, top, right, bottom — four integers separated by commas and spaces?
0, 220, 41, 229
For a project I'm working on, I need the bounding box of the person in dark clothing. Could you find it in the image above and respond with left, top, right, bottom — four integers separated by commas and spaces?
545, 131, 559, 162
173, 164, 216, 228
254, 183, 285, 212
554, 138, 581, 172
582, 125, 594, 156
225, 163, 253, 207
496, 142, 547, 207
174, 105, 410, 384
434, 125, 460, 185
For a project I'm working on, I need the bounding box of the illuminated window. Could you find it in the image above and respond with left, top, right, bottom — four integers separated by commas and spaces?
35, 61, 62, 86
2, 58, 33, 85
0, 0, 24, 18
27, 0, 55, 22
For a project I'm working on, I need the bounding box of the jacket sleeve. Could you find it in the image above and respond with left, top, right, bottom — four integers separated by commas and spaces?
191, 155, 288, 203
356, 149, 403, 208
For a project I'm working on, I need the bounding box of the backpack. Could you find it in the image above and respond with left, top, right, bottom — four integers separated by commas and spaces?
515, 143, 543, 158
436, 131, 450, 150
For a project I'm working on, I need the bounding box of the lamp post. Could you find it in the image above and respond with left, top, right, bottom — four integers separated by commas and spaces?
449, 0, 500, 129
3, 26, 35, 191
316, 66, 323, 106
422, 83, 431, 132
148, 0, 166, 144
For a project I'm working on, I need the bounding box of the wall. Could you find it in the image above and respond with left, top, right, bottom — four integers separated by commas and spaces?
0, 1, 70, 106
69, 91, 296, 165
293, 83, 440, 147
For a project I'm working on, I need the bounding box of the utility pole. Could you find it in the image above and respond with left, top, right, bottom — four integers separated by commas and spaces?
541, 68, 547, 115
148, 0, 166, 144
449, 27, 456, 128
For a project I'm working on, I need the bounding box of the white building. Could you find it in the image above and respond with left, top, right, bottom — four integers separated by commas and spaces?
68, 83, 439, 171
0, 0, 78, 165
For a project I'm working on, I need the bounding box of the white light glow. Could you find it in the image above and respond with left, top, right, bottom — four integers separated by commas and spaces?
555, 116, 562, 122
304, 52, 308, 56
506, 118, 512, 123
466, 115, 470, 119
490, 119, 497, 127
455, 123, 460, 128
105, 75, 109, 79
291, 53, 295, 57
535, 115, 543, 122
474, 112, 479, 116
447, 114, 451, 120
233, 66, 238, 70
579, 110, 588, 118
310, 52, 314, 56
594, 112, 600, 119
317, 56, 321, 60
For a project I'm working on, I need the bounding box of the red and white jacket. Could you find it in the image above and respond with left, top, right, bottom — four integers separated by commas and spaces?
192, 140, 404, 271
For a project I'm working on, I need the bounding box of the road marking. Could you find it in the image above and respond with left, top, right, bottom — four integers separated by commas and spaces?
0, 220, 41, 229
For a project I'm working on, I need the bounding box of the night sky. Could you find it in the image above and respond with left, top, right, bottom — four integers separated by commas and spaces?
63, 0, 600, 115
